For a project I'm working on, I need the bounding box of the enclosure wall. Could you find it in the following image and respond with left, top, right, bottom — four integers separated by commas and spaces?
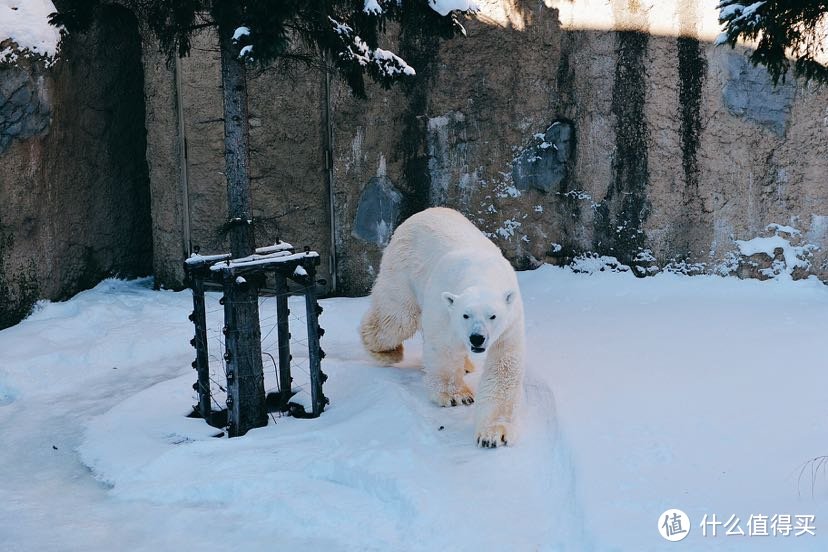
0, 6, 152, 328
172, 0, 828, 294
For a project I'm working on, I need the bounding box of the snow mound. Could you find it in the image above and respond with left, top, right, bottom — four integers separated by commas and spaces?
734, 224, 817, 280
80, 342, 586, 549
570, 253, 631, 274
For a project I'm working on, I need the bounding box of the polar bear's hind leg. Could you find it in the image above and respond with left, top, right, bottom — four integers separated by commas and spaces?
360, 292, 420, 365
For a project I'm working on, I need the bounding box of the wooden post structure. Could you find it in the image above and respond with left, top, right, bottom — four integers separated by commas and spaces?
185, 243, 327, 433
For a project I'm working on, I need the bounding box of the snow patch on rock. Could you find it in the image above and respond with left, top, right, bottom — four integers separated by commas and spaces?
0, 0, 62, 63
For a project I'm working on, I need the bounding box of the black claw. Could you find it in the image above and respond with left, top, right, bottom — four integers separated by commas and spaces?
450, 398, 457, 407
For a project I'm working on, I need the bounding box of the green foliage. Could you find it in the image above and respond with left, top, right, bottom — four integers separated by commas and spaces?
51, 0, 469, 97
718, 0, 828, 84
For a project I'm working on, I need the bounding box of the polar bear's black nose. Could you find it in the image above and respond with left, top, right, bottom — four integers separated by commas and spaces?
469, 333, 485, 347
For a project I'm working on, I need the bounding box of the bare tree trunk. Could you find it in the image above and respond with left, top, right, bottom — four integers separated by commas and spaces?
219, 23, 267, 437
219, 25, 255, 258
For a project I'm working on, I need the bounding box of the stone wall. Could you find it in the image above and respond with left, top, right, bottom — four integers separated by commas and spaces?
314, 0, 828, 292
48, 0, 822, 297
0, 5, 152, 328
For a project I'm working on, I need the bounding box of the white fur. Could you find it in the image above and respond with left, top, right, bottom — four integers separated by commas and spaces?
360, 207, 526, 447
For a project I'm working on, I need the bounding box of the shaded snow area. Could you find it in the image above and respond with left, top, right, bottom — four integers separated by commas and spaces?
2, 270, 828, 550
0, 0, 61, 62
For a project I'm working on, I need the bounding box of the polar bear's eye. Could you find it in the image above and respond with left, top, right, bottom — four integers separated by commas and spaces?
463, 314, 469, 319
489, 315, 496, 320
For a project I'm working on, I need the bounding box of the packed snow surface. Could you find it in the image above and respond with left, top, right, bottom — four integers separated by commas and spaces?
2, 268, 828, 550
0, 0, 61, 60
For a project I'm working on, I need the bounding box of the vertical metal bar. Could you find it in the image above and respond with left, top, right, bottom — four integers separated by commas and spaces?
191, 270, 211, 420
303, 265, 326, 417
222, 273, 240, 434
275, 273, 292, 408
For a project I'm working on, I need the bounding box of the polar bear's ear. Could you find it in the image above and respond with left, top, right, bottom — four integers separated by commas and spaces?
441, 292, 457, 308
505, 290, 516, 305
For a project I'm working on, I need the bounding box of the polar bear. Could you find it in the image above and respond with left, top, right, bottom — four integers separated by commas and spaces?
360, 207, 525, 447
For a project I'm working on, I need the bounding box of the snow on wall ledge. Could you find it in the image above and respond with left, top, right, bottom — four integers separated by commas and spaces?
0, 0, 62, 64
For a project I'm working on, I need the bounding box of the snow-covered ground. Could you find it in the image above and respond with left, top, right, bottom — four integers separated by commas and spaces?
2, 267, 828, 551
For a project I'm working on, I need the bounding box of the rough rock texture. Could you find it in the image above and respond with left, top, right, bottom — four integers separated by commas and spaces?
721, 53, 796, 136
0, 6, 152, 328
352, 175, 403, 246
512, 120, 574, 194
0, 57, 51, 154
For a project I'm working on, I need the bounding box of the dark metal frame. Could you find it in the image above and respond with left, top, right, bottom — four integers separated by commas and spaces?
184, 243, 328, 433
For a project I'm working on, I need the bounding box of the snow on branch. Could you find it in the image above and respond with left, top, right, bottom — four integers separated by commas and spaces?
232, 26, 251, 41
428, 0, 479, 17
363, 0, 382, 15
329, 16, 415, 78
718, 1, 765, 35
362, 0, 478, 17
0, 0, 62, 65
233, 26, 254, 60
716, 0, 828, 84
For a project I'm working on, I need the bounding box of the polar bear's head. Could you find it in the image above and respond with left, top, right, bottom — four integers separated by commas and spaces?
441, 286, 516, 354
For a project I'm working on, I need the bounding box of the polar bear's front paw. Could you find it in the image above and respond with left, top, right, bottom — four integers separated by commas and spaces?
475, 423, 510, 448
432, 383, 475, 407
